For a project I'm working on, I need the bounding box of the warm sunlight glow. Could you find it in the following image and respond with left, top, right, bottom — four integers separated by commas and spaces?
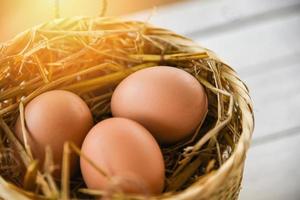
0, 0, 179, 42
0, 0, 102, 42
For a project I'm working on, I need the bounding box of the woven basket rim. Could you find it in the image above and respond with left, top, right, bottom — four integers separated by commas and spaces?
0, 16, 255, 200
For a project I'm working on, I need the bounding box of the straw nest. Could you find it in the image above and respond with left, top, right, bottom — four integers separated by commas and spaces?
0, 17, 254, 200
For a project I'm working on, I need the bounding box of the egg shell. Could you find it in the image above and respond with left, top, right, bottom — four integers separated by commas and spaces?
80, 117, 165, 195
111, 66, 208, 144
15, 90, 93, 177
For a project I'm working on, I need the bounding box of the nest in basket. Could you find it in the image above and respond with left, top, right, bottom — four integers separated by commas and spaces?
0, 17, 254, 200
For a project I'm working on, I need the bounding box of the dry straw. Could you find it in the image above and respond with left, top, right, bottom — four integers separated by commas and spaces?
0, 16, 254, 200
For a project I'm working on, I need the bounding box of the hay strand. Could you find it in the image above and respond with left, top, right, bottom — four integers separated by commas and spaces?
23, 160, 38, 191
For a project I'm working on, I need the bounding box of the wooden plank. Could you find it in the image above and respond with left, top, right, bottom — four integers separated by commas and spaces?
240, 133, 300, 200
128, 0, 300, 36
245, 58, 300, 139
197, 14, 300, 69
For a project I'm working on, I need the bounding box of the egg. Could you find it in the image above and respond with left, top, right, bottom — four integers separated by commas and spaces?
111, 66, 208, 144
80, 118, 165, 195
15, 90, 93, 177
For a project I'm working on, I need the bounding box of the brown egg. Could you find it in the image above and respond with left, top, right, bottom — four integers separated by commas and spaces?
111, 66, 208, 144
80, 118, 165, 195
15, 90, 93, 177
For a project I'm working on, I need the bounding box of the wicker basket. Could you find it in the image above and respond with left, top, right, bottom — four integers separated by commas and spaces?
0, 17, 254, 200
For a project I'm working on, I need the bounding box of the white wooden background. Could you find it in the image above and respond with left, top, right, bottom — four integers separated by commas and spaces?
129, 0, 300, 199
